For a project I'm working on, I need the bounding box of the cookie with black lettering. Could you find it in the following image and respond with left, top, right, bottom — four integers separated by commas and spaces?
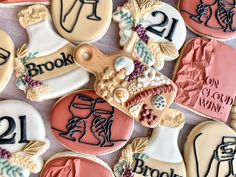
15, 4, 89, 101
114, 109, 186, 177
113, 0, 186, 70
0, 100, 49, 177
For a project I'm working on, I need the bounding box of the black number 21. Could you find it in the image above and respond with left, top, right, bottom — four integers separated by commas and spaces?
146, 11, 179, 42
0, 116, 29, 144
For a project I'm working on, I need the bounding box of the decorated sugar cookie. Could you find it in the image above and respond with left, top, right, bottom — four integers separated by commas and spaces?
15, 4, 89, 102
0, 0, 49, 6
50, 89, 134, 155
0, 30, 14, 93
179, 0, 236, 40
114, 109, 186, 177
51, 0, 112, 43
184, 121, 236, 177
41, 151, 114, 177
0, 100, 49, 177
173, 38, 236, 122
74, 44, 177, 128
113, 0, 186, 70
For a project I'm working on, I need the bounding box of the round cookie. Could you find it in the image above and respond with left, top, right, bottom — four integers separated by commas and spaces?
184, 121, 236, 177
41, 152, 114, 177
51, 0, 112, 43
114, 109, 186, 177
0, 30, 14, 93
113, 0, 186, 70
15, 4, 89, 101
178, 0, 236, 40
50, 89, 134, 155
0, 100, 49, 177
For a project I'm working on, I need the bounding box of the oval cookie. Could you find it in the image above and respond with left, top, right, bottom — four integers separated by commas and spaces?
179, 0, 236, 40
50, 89, 134, 155
51, 0, 112, 42
184, 121, 236, 177
0, 30, 14, 93
41, 152, 114, 177
0, 100, 49, 177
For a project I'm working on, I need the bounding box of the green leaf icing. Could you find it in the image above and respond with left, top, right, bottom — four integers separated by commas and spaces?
0, 159, 24, 177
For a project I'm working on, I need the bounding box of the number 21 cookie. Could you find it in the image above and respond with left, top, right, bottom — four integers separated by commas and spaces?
113, 0, 186, 70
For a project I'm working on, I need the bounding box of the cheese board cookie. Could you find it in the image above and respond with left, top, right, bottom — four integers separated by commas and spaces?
184, 121, 236, 177
50, 89, 134, 155
0, 100, 49, 177
0, 30, 14, 93
15, 4, 89, 102
74, 44, 177, 128
173, 38, 236, 122
179, 0, 236, 40
113, 0, 186, 70
0, 0, 49, 6
114, 109, 186, 177
41, 151, 114, 177
51, 0, 112, 43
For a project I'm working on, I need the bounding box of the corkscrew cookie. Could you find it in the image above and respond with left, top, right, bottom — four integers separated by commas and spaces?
51, 0, 112, 43
173, 38, 236, 122
0, 100, 49, 177
114, 109, 186, 177
0, 30, 14, 93
74, 44, 177, 128
113, 0, 186, 70
179, 0, 236, 40
50, 89, 134, 155
184, 121, 236, 177
15, 4, 89, 102
0, 0, 49, 6
41, 152, 114, 177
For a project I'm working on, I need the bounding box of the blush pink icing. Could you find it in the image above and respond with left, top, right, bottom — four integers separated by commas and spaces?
173, 38, 236, 122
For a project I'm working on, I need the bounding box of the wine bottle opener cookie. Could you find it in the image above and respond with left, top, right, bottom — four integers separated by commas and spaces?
74, 44, 177, 128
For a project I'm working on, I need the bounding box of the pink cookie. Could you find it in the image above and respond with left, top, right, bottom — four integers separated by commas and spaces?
173, 37, 236, 122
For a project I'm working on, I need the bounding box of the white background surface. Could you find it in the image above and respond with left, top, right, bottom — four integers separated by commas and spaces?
0, 0, 235, 176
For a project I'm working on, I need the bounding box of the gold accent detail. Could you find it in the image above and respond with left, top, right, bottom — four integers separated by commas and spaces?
26, 86, 50, 102
160, 109, 185, 128
159, 42, 179, 58
15, 44, 28, 78
22, 141, 47, 156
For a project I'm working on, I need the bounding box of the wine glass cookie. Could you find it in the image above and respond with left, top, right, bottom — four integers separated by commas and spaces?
173, 38, 236, 122
15, 4, 89, 102
0, 0, 49, 6
178, 0, 236, 40
113, 0, 186, 70
0, 30, 14, 93
74, 44, 177, 128
184, 121, 236, 177
41, 152, 114, 177
0, 100, 49, 177
114, 109, 186, 177
50, 89, 134, 155
51, 0, 112, 43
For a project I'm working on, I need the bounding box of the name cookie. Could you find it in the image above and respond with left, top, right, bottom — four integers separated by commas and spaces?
0, 30, 14, 93
15, 4, 89, 101
74, 44, 177, 128
114, 109, 186, 177
50, 89, 134, 155
113, 0, 186, 70
184, 121, 236, 177
179, 0, 236, 40
173, 38, 236, 122
0, 100, 49, 177
51, 0, 112, 42
41, 152, 114, 177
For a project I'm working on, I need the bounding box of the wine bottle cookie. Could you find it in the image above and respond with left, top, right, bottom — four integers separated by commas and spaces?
15, 4, 89, 102
74, 44, 177, 128
173, 38, 236, 122
41, 152, 114, 177
0, 0, 49, 6
0, 30, 14, 93
113, 0, 186, 70
114, 109, 186, 177
0, 100, 49, 177
51, 0, 112, 43
50, 89, 134, 155
184, 121, 236, 177
178, 0, 236, 40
